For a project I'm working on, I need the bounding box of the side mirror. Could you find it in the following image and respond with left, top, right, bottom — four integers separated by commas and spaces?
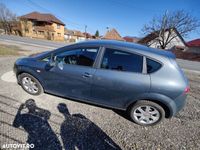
45, 54, 56, 70
57, 60, 64, 70
49, 55, 57, 67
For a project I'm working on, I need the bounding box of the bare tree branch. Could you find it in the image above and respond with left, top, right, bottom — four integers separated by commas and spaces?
141, 10, 200, 49
0, 3, 17, 34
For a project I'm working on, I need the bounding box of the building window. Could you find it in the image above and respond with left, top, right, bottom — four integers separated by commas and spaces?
33, 30, 37, 34
57, 33, 61, 37
38, 31, 44, 35
57, 24, 60, 29
156, 45, 161, 49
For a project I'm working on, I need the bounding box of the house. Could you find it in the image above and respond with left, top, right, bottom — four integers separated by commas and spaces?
12, 12, 65, 41
64, 29, 85, 42
103, 28, 124, 41
185, 39, 200, 54
64, 29, 74, 42
138, 28, 186, 49
83, 32, 95, 39
123, 36, 140, 43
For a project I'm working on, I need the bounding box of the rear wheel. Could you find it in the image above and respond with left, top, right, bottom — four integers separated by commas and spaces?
18, 73, 43, 95
129, 100, 165, 126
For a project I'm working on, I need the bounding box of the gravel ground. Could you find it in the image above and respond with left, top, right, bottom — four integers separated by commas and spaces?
0, 56, 200, 150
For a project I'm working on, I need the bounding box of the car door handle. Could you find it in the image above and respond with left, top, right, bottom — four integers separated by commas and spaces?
82, 72, 92, 78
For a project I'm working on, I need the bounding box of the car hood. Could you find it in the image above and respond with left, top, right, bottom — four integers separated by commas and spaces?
29, 51, 51, 59
15, 51, 51, 65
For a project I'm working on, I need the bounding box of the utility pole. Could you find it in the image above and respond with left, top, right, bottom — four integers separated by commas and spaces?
85, 25, 87, 39
106, 27, 109, 32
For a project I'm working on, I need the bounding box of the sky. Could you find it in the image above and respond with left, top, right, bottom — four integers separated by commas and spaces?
1, 0, 200, 41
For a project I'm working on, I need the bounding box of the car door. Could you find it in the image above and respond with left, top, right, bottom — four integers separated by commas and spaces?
44, 47, 99, 100
91, 48, 150, 109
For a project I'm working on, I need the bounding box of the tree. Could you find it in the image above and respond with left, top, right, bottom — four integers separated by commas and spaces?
0, 3, 17, 34
95, 30, 99, 37
141, 10, 200, 49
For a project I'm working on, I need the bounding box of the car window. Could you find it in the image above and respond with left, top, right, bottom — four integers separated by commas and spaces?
41, 56, 51, 62
146, 58, 162, 73
101, 48, 143, 73
57, 48, 99, 67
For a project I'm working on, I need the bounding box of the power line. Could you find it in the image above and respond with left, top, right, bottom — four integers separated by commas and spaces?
108, 0, 161, 13
28, 0, 81, 26
27, 0, 96, 33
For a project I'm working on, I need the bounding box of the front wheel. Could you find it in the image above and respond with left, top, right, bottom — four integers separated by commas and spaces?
18, 73, 43, 95
129, 100, 165, 126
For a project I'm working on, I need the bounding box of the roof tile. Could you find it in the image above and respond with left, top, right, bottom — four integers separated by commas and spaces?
187, 39, 200, 47
20, 12, 65, 25
103, 28, 124, 41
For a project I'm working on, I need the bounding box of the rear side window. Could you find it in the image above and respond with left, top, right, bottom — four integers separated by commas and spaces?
146, 58, 162, 73
101, 48, 143, 73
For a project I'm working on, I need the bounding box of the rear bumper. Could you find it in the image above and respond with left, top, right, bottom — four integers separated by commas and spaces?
160, 92, 187, 118
173, 93, 187, 115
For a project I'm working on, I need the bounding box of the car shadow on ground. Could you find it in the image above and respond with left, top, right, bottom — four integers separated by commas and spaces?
112, 109, 133, 122
12, 99, 121, 150
58, 103, 122, 150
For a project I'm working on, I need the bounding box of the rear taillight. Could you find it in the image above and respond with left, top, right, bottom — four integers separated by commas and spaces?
184, 86, 190, 94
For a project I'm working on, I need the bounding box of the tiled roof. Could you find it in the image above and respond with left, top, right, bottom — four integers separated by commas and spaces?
73, 30, 85, 37
83, 32, 93, 38
138, 31, 159, 44
187, 39, 200, 47
103, 28, 124, 41
65, 29, 85, 37
64, 29, 74, 35
20, 12, 65, 25
123, 36, 140, 43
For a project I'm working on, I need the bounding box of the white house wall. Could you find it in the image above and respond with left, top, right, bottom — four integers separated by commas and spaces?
148, 30, 185, 49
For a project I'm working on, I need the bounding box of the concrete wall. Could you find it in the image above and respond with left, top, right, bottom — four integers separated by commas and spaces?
64, 34, 86, 42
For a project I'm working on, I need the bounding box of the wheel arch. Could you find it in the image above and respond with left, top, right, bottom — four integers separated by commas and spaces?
126, 93, 177, 118
16, 66, 45, 88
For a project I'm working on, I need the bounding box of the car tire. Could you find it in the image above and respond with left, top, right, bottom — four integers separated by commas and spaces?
18, 73, 43, 95
129, 100, 165, 126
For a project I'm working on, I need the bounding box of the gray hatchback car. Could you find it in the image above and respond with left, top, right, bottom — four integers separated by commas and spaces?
14, 40, 189, 126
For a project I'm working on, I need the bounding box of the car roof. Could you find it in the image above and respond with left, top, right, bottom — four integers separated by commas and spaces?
76, 40, 175, 59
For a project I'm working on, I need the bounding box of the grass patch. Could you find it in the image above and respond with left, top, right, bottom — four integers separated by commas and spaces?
0, 44, 23, 56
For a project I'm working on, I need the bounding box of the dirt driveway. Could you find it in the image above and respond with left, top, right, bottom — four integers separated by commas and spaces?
0, 56, 200, 150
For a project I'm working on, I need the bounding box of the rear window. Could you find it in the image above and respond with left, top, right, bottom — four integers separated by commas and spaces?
147, 58, 162, 73
101, 48, 143, 73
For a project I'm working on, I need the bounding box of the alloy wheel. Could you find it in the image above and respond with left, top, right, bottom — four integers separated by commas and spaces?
133, 105, 160, 125
22, 77, 39, 94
